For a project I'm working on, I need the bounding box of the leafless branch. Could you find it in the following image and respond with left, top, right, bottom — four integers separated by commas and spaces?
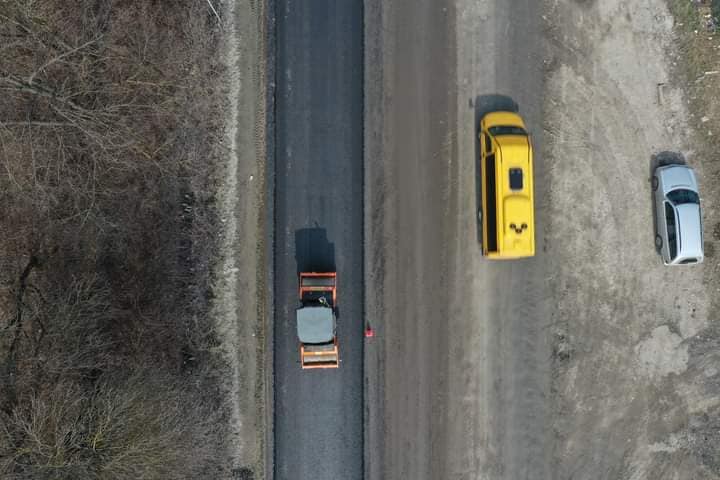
27, 35, 103, 84
205, 0, 222, 23
0, 121, 70, 127
9, 256, 39, 357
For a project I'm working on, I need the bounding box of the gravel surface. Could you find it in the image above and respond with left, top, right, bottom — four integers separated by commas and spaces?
366, 0, 720, 479
367, 0, 551, 479
364, 0, 718, 479
213, 1, 267, 478
543, 1, 718, 478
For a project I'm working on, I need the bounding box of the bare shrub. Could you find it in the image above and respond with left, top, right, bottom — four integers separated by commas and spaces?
1, 374, 223, 480
0, 0, 230, 477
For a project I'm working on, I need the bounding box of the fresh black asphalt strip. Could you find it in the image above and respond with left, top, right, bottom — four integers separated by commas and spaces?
273, 1, 364, 479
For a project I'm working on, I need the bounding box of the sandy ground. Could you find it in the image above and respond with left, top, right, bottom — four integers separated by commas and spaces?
450, 1, 552, 479
213, 1, 268, 479
542, 0, 720, 478
363, 1, 458, 479
366, 0, 553, 477
369, 0, 720, 478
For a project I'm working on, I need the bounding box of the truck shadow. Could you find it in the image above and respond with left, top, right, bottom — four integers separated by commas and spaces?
649, 151, 686, 253
294, 227, 339, 317
473, 94, 520, 244
294, 227, 336, 275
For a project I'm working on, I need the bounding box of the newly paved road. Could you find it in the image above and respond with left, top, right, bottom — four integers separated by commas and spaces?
273, 1, 363, 480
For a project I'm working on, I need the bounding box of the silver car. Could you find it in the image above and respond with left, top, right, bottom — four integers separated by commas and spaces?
653, 164, 704, 265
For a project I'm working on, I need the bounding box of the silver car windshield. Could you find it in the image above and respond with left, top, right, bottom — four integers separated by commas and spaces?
667, 189, 699, 205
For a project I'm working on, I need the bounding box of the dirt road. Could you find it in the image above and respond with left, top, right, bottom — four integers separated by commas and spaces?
365, 1, 551, 479
365, 0, 456, 477
367, 0, 720, 479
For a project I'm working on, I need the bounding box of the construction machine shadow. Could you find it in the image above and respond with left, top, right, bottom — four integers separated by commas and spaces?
294, 227, 336, 274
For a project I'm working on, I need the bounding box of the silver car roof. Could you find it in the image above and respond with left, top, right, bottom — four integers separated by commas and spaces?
675, 203, 703, 260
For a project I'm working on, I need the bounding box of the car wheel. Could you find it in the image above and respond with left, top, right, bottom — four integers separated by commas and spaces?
651, 176, 658, 191
655, 234, 662, 250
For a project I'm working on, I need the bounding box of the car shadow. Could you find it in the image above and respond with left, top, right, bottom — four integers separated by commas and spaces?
473, 94, 520, 244
649, 151, 686, 254
650, 150, 686, 173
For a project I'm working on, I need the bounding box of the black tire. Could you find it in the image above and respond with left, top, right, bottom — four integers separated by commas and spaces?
652, 176, 658, 191
655, 234, 662, 250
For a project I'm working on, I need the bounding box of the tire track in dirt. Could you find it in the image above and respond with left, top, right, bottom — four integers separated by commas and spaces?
448, 1, 552, 478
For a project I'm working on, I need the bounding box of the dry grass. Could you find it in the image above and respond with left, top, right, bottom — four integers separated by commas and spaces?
668, 0, 720, 134
0, 1, 232, 478
667, 0, 720, 474
666, 0, 720, 252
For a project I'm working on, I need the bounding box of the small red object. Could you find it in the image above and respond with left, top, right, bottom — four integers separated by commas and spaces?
364, 325, 374, 338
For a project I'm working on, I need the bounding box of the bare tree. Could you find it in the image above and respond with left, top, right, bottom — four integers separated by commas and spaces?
0, 0, 231, 477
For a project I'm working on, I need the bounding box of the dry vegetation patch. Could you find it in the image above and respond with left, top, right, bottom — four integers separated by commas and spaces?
0, 1, 231, 478
667, 0, 720, 475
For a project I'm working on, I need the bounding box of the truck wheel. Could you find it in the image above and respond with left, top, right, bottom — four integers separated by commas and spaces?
655, 234, 662, 250
651, 176, 658, 191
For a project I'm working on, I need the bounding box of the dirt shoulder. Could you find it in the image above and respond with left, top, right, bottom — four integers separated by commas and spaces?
543, 0, 720, 478
214, 1, 269, 479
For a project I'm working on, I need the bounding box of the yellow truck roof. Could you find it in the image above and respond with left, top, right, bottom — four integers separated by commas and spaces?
494, 133, 535, 258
